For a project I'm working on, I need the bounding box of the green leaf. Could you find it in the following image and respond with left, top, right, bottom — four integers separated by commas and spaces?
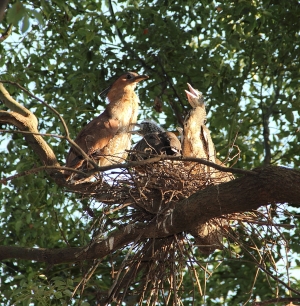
14, 274, 25, 280
86, 31, 95, 43
15, 219, 23, 234
63, 289, 72, 297
21, 14, 30, 33
285, 110, 294, 124
6, 1, 26, 25
31, 10, 45, 26
54, 291, 63, 299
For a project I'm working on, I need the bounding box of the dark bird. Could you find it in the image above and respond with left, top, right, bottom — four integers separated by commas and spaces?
130, 120, 181, 160
65, 72, 149, 177
182, 83, 216, 164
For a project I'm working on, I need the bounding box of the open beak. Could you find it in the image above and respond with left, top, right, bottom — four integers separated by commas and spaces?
185, 83, 204, 107
184, 83, 198, 101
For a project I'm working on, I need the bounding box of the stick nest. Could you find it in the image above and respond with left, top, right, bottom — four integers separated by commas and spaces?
75, 160, 290, 305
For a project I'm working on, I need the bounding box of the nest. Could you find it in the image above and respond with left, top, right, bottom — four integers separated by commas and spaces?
74, 159, 290, 305
73, 159, 236, 303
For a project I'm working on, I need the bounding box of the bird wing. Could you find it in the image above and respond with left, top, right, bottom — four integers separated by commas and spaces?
133, 132, 181, 159
201, 125, 216, 163
164, 132, 182, 155
66, 110, 119, 169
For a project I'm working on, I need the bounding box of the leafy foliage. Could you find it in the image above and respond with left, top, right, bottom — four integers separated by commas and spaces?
1, 0, 300, 304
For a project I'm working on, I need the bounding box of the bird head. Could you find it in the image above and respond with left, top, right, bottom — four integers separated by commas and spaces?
130, 120, 165, 136
100, 72, 149, 99
185, 83, 205, 108
120, 72, 149, 85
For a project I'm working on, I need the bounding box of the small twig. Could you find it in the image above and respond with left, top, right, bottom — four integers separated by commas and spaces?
174, 235, 203, 296
71, 259, 102, 299
227, 229, 300, 296
0, 165, 89, 184
54, 212, 70, 246
231, 217, 295, 229
107, 234, 143, 301
0, 129, 66, 139
156, 56, 186, 125
107, 0, 155, 75
252, 297, 300, 306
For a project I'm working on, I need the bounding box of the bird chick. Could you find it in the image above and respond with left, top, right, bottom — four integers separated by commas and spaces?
130, 120, 182, 160
182, 83, 216, 164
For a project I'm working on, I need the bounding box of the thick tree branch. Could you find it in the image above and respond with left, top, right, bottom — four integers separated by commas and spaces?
0, 23, 13, 42
0, 166, 299, 263
0, 82, 103, 179
0, 83, 37, 125
0, 0, 8, 21
0, 81, 101, 170
0, 80, 70, 137
0, 85, 60, 170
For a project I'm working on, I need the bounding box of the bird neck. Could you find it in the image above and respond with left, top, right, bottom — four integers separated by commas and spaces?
185, 106, 207, 126
107, 84, 137, 105
106, 86, 139, 128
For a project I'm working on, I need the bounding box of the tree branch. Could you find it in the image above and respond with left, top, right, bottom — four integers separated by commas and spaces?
155, 56, 186, 126
0, 166, 299, 263
0, 0, 9, 21
0, 80, 69, 137
0, 150, 257, 185
0, 82, 103, 175
253, 297, 300, 306
0, 23, 13, 42
107, 0, 155, 74
261, 74, 281, 166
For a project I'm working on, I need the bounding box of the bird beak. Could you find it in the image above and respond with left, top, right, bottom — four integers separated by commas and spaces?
99, 85, 111, 98
128, 123, 142, 134
132, 74, 149, 82
185, 83, 198, 101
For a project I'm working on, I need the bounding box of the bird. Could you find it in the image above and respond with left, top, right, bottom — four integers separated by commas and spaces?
183, 83, 233, 183
183, 83, 233, 254
130, 120, 182, 161
182, 83, 216, 164
65, 71, 149, 178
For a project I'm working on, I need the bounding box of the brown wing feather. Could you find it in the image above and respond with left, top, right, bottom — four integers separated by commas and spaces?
164, 132, 182, 155
66, 109, 119, 169
201, 125, 216, 163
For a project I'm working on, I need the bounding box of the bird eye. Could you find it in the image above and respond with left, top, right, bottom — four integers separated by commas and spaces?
126, 74, 133, 80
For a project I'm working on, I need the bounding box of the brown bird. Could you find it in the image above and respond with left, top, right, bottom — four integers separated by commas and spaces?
182, 83, 216, 164
66, 71, 149, 177
183, 84, 231, 254
130, 120, 182, 160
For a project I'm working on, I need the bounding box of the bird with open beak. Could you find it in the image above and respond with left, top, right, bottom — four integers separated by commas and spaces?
182, 83, 216, 164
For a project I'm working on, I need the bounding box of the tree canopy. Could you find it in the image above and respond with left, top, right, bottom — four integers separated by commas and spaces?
0, 0, 300, 305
